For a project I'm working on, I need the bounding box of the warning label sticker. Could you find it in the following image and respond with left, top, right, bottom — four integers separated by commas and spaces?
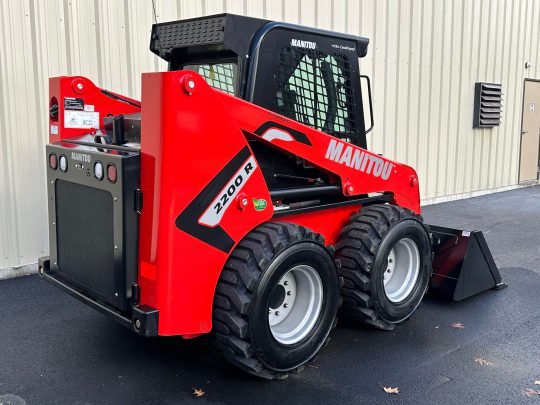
64, 97, 84, 110
64, 110, 99, 129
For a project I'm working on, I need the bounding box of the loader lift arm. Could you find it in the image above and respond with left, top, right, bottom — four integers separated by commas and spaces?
217, 90, 421, 214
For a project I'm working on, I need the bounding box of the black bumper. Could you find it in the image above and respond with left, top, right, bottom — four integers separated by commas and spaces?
38, 257, 158, 337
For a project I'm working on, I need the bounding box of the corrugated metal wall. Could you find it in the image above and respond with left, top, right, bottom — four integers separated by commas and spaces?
1, 0, 539, 268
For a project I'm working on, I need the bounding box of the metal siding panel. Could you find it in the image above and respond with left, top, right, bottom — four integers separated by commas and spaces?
245, 1, 264, 18
534, 0, 540, 80
453, 0, 473, 195
446, 0, 464, 196
264, 0, 283, 20
225, 0, 245, 14
426, 0, 444, 199
471, 0, 488, 193
204, 0, 224, 15
1, 0, 47, 266
436, 0, 453, 197
299, 0, 316, 26
0, 0, 20, 267
333, 0, 347, 32
283, 0, 300, 23
405, 0, 421, 172
395, 0, 411, 165
509, 0, 528, 184
482, 0, 498, 190
499, 0, 514, 187
383, 1, 398, 160
346, 0, 358, 35
491, 0, 505, 189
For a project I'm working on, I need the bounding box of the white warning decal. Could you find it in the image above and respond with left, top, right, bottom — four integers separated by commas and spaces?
199, 156, 258, 227
64, 110, 99, 129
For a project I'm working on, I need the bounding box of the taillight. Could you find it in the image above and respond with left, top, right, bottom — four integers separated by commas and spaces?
107, 164, 117, 183
59, 155, 67, 172
49, 153, 58, 170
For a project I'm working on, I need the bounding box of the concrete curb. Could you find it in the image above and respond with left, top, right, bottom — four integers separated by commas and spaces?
0, 263, 38, 280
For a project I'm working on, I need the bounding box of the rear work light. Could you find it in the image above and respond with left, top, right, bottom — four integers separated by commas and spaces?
107, 164, 117, 183
94, 161, 104, 180
49, 153, 57, 170
59, 155, 67, 172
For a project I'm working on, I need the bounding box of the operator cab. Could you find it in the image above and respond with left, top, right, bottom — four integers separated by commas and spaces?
151, 14, 370, 147
150, 14, 373, 203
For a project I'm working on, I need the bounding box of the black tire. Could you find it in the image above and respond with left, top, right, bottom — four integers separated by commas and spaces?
335, 204, 432, 330
212, 222, 340, 379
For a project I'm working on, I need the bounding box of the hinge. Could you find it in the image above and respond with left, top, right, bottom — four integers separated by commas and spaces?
134, 189, 143, 213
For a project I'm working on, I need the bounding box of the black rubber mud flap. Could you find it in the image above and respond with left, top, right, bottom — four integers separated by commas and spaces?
428, 225, 507, 301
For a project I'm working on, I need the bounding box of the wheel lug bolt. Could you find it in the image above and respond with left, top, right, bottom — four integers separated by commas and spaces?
284, 303, 289, 308
268, 309, 272, 314
284, 281, 289, 286
275, 311, 280, 316
387, 269, 391, 273
287, 291, 292, 296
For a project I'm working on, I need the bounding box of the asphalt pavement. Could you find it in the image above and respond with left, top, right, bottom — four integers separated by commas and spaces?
1, 185, 539, 404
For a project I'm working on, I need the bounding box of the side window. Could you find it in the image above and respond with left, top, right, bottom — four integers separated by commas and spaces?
183, 63, 237, 95
275, 48, 357, 143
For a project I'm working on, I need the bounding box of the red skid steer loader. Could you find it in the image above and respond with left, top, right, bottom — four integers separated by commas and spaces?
39, 14, 505, 379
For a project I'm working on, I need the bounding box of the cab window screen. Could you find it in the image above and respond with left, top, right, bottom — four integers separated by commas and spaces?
275, 47, 357, 143
183, 63, 237, 95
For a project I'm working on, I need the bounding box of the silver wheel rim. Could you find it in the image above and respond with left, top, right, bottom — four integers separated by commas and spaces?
383, 238, 420, 303
268, 265, 323, 345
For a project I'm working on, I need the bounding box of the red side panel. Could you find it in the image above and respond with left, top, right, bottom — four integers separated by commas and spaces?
138, 72, 272, 335
274, 204, 363, 246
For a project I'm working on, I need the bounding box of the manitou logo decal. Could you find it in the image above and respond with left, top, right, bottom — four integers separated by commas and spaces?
71, 152, 91, 163
261, 128, 294, 142
198, 156, 258, 227
325, 139, 393, 180
290, 38, 317, 49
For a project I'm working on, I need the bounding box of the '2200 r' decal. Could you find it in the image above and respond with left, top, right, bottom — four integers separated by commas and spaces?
175, 146, 253, 253
199, 156, 257, 227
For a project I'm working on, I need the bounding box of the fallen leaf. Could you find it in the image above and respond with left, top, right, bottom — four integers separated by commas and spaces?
383, 386, 400, 394
524, 388, 540, 397
193, 388, 205, 397
451, 322, 465, 329
474, 357, 493, 366
535, 380, 540, 385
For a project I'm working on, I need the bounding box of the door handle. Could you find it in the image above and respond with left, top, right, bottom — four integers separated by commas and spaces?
521, 130, 528, 135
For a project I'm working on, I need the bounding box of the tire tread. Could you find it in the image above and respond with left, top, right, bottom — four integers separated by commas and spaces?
336, 203, 421, 330
213, 222, 334, 379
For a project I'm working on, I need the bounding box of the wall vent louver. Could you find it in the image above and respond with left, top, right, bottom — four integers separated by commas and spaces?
473, 82, 502, 128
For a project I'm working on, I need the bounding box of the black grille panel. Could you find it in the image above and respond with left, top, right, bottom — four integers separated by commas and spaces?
151, 16, 226, 58
56, 180, 115, 299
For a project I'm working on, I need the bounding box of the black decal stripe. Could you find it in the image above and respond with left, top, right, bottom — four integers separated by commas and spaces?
254, 121, 313, 146
175, 146, 251, 253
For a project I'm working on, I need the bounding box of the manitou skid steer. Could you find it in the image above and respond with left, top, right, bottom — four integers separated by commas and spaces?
39, 14, 505, 379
